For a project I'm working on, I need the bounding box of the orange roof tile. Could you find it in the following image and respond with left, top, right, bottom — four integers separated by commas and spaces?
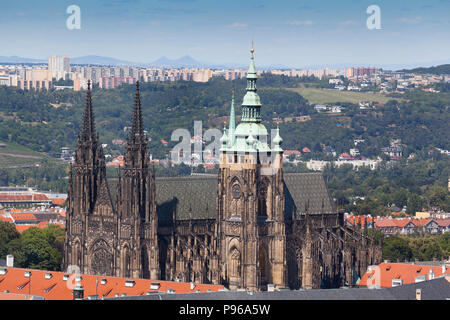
359, 262, 450, 288
11, 213, 37, 221
0, 216, 14, 223
15, 225, 39, 233
50, 198, 66, 206
284, 150, 301, 155
0, 292, 34, 300
0, 194, 50, 202
0, 267, 224, 300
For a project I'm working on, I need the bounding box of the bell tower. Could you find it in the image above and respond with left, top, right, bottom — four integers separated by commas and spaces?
216, 46, 286, 291
116, 82, 159, 279
63, 81, 117, 276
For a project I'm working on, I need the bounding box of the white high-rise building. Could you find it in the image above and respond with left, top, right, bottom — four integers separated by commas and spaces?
48, 56, 70, 80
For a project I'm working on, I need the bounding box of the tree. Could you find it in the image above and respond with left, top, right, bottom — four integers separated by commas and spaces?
6, 226, 65, 271
383, 236, 413, 262
0, 221, 20, 258
407, 194, 423, 215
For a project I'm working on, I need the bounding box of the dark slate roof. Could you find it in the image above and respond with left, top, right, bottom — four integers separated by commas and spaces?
156, 175, 217, 222
283, 173, 335, 218
155, 173, 335, 222
109, 277, 450, 300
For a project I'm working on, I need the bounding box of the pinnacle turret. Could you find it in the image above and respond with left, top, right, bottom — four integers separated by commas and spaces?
80, 80, 97, 143
129, 81, 145, 144
228, 90, 236, 146
242, 44, 261, 123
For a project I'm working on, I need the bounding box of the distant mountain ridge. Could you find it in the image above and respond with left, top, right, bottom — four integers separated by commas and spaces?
2, 55, 449, 71
399, 64, 450, 75
0, 56, 46, 64
71, 55, 136, 66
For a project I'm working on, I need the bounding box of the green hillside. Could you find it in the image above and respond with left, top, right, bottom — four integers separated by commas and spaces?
400, 64, 450, 75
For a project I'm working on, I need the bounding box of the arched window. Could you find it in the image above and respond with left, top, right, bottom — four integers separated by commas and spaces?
258, 182, 268, 217
229, 247, 241, 278
122, 246, 131, 278
141, 246, 150, 279
73, 241, 81, 267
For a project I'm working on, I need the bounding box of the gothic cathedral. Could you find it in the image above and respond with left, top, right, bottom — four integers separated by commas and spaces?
63, 49, 382, 291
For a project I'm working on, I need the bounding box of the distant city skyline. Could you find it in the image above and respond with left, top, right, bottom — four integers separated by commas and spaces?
0, 0, 449, 69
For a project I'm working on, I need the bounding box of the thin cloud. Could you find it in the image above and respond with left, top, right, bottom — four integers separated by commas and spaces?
396, 16, 423, 24
339, 20, 358, 26
228, 22, 248, 28
287, 20, 314, 26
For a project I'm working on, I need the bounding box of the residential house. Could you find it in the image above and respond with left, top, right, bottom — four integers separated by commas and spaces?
359, 262, 450, 288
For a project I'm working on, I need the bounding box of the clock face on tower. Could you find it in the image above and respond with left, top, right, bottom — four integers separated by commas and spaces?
232, 184, 242, 199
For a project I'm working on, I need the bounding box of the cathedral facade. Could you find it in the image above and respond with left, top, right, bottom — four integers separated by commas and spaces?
63, 50, 382, 291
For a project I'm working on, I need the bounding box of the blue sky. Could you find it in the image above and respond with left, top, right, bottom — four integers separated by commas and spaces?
0, 0, 449, 68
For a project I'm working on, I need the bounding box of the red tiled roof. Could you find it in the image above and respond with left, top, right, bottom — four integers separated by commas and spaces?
374, 217, 449, 229
345, 216, 373, 227
284, 150, 301, 155
436, 218, 450, 227
15, 225, 39, 233
0, 292, 34, 300
0, 216, 14, 223
11, 213, 37, 221
0, 194, 50, 202
302, 147, 311, 153
50, 198, 66, 206
375, 219, 397, 228
393, 219, 414, 228
0, 267, 225, 300
359, 262, 450, 288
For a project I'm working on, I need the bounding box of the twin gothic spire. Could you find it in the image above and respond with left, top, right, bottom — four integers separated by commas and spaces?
129, 81, 146, 145
80, 80, 145, 145
80, 80, 97, 144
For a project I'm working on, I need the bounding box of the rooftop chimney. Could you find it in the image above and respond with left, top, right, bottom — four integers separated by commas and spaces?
6, 255, 13, 268
416, 289, 422, 301
72, 276, 84, 300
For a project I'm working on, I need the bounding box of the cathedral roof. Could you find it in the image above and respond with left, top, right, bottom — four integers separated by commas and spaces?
155, 173, 335, 221
156, 175, 217, 222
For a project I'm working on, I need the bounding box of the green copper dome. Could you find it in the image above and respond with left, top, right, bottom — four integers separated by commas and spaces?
221, 46, 283, 154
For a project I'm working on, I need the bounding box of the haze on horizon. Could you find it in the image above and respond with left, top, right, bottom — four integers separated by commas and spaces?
0, 0, 449, 69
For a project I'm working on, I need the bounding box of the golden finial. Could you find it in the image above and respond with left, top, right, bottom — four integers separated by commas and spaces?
251, 40, 255, 54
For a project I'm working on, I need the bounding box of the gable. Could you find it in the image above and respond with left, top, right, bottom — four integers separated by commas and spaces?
93, 178, 115, 216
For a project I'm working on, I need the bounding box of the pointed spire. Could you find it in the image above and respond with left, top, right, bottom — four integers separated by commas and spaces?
248, 41, 257, 79
80, 80, 96, 142
242, 42, 261, 123
228, 89, 236, 146
129, 81, 144, 143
